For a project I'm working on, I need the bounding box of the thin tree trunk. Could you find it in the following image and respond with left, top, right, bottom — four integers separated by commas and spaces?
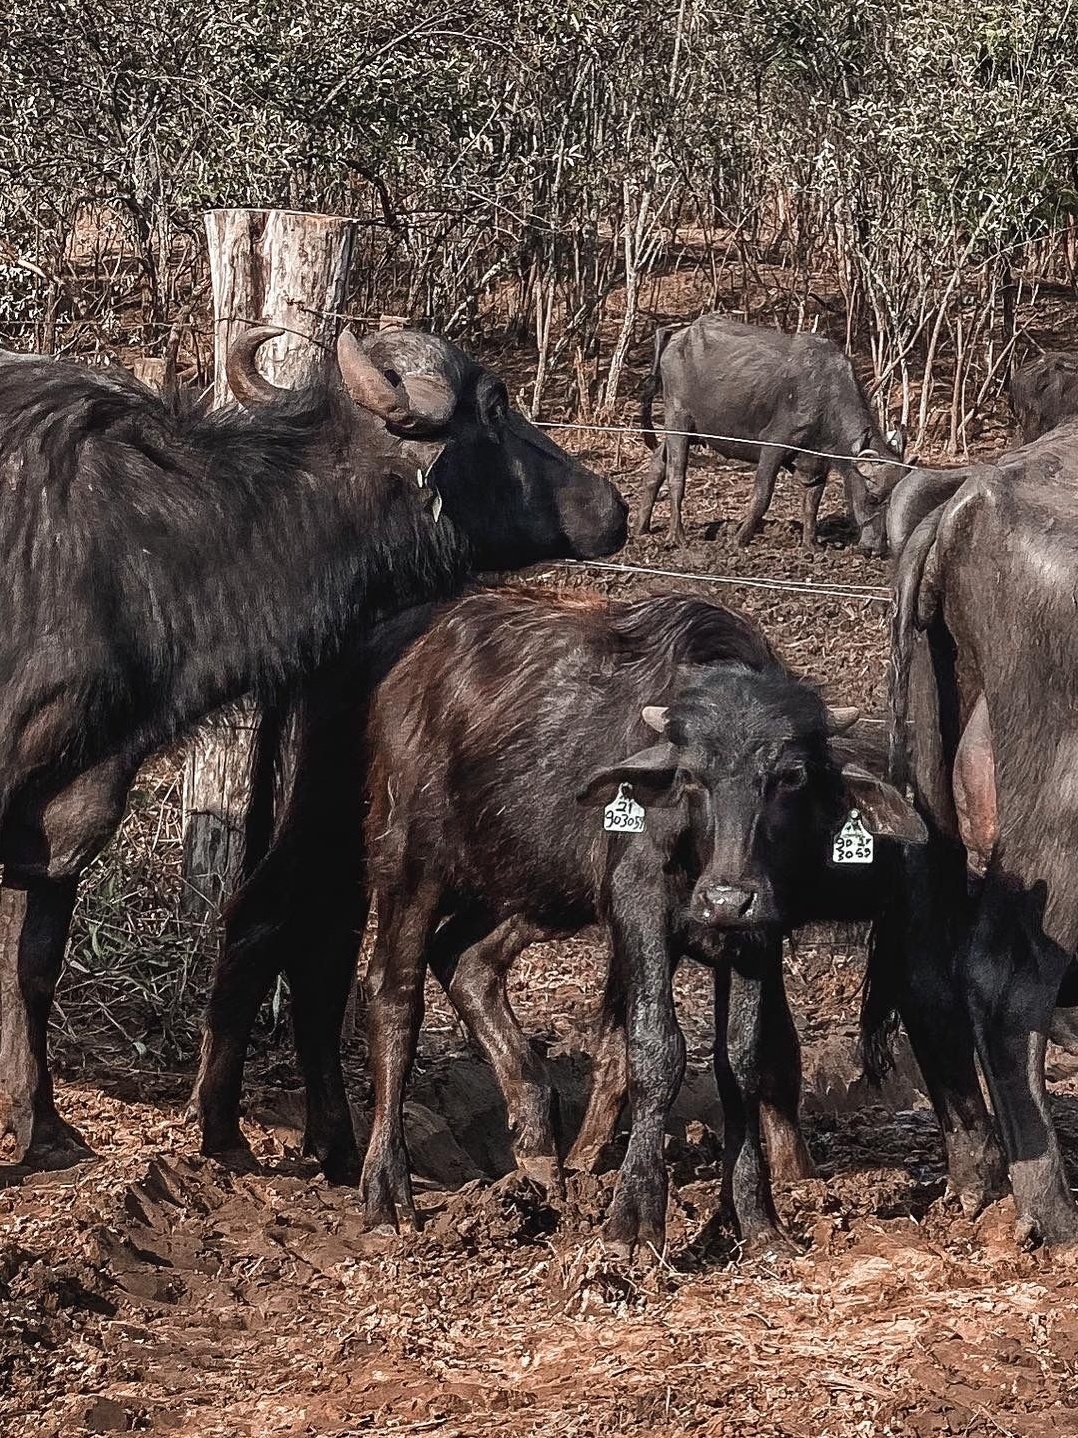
180, 207, 356, 923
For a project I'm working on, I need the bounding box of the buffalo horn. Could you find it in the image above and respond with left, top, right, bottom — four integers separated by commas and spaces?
226, 326, 288, 407
642, 705, 669, 733
337, 329, 456, 432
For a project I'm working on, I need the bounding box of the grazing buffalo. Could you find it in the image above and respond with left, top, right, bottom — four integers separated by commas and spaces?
1010, 350, 1078, 442
637, 316, 908, 553
0, 328, 627, 1168
200, 590, 923, 1255
888, 419, 1078, 1246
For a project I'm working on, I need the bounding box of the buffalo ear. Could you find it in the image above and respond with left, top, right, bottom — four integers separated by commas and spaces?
840, 764, 928, 844
477, 373, 509, 432
577, 742, 682, 808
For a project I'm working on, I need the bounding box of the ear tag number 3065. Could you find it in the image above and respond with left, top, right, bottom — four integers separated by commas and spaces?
604, 783, 645, 834
832, 809, 874, 865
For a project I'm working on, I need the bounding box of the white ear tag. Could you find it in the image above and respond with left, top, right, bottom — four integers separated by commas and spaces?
604, 782, 645, 834
832, 809, 874, 865
430, 489, 443, 523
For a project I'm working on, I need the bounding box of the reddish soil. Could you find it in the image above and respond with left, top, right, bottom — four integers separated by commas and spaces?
5, 436, 1078, 1437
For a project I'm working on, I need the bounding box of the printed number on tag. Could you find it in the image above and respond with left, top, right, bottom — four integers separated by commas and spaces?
604, 783, 645, 834
832, 809, 874, 865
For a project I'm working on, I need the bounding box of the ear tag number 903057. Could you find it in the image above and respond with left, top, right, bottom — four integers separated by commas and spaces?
604, 783, 645, 834
832, 809, 874, 865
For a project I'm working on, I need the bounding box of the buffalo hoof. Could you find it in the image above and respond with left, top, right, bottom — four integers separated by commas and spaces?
1013, 1200, 1078, 1252
945, 1134, 1009, 1217
360, 1154, 418, 1233
23, 1117, 95, 1171
739, 1226, 802, 1264
203, 1141, 261, 1175
300, 1120, 362, 1187
667, 530, 687, 549
603, 1186, 667, 1266
735, 523, 757, 548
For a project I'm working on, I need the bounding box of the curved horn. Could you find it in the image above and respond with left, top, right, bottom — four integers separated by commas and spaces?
827, 706, 861, 735
642, 705, 669, 733
337, 329, 457, 432
226, 326, 287, 408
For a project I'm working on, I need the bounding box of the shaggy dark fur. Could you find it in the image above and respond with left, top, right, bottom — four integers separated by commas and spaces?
199, 588, 922, 1259
0, 333, 627, 1166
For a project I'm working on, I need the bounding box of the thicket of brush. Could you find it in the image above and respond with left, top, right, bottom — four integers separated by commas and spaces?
3, 0, 1077, 447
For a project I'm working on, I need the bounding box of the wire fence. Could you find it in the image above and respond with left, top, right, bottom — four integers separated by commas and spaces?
533, 418, 921, 472
549, 557, 893, 605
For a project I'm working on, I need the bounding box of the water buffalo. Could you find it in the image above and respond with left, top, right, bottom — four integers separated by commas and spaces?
0, 328, 627, 1169
1010, 350, 1078, 442
637, 316, 908, 553
888, 418, 1078, 1246
199, 590, 923, 1252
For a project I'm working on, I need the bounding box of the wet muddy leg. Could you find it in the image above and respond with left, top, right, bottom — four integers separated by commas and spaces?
360, 880, 441, 1229
756, 942, 814, 1182
429, 915, 560, 1191
712, 936, 788, 1254
960, 876, 1077, 1247
604, 885, 684, 1260
0, 873, 86, 1166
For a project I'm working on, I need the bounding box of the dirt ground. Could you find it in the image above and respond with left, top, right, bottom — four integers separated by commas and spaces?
6, 443, 1078, 1438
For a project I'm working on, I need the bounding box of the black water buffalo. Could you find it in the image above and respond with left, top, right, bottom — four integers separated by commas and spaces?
637, 315, 908, 553
0, 328, 627, 1169
199, 590, 923, 1253
1011, 350, 1078, 442
888, 418, 1078, 1246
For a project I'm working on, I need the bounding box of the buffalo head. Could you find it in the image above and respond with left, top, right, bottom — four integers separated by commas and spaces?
578, 666, 925, 930
227, 326, 628, 569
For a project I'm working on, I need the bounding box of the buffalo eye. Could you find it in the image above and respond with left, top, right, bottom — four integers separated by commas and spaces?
772, 762, 808, 792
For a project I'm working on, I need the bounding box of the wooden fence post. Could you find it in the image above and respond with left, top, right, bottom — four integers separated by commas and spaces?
180, 208, 357, 922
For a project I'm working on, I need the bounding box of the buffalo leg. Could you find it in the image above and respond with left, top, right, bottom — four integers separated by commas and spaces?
899, 941, 1007, 1214
0, 760, 133, 1166
0, 874, 85, 1165
636, 441, 668, 538
712, 936, 787, 1249
800, 476, 826, 551
960, 876, 1077, 1246
359, 880, 441, 1228
428, 915, 560, 1188
757, 948, 814, 1182
604, 886, 684, 1259
193, 917, 283, 1164
568, 943, 629, 1171
287, 939, 365, 1184
736, 446, 786, 547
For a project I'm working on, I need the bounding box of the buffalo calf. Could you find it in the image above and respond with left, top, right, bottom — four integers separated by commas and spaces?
358, 590, 925, 1257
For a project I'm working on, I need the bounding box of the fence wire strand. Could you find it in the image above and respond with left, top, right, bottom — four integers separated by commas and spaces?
547, 558, 893, 605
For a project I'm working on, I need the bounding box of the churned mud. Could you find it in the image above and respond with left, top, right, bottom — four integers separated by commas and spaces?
6, 453, 1078, 1437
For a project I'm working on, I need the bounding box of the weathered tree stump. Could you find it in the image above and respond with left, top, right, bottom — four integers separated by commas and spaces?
180, 208, 357, 922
